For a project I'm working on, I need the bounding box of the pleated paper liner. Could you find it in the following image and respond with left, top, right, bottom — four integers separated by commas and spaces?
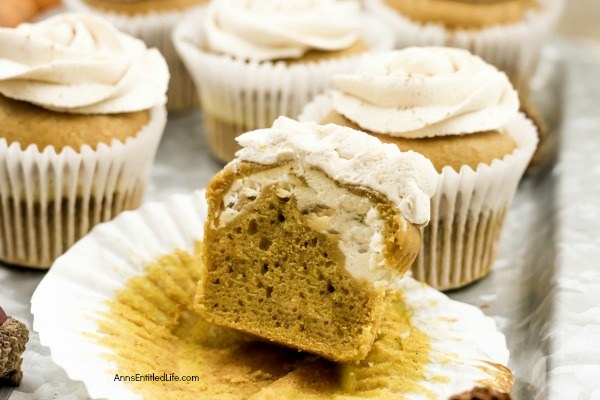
172, 8, 395, 163
0, 105, 166, 269
365, 0, 564, 95
33, 190, 513, 399
63, 0, 206, 112
300, 95, 538, 290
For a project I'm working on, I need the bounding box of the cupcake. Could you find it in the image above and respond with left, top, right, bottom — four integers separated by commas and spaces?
198, 117, 436, 362
0, 13, 169, 269
63, 0, 207, 112
300, 47, 538, 290
173, 0, 394, 163
365, 0, 564, 96
33, 189, 514, 399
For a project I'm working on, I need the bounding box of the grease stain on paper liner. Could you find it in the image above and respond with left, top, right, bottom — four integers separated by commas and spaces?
90, 243, 438, 399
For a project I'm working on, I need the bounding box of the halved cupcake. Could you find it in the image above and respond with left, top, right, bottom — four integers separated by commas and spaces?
173, 0, 394, 163
32, 189, 515, 399
0, 13, 169, 268
301, 47, 538, 290
197, 117, 437, 362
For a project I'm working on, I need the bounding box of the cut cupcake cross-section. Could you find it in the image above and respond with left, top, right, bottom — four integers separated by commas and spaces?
196, 117, 437, 362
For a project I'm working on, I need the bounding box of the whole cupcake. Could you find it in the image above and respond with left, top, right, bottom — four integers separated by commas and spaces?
0, 13, 169, 269
365, 0, 563, 97
301, 47, 538, 290
63, 0, 208, 112
172, 0, 394, 163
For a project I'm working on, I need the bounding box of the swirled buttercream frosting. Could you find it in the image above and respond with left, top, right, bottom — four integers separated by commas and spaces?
204, 0, 361, 61
0, 13, 169, 114
331, 47, 519, 138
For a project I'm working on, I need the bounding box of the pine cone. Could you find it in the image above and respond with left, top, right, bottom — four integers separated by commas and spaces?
450, 387, 512, 400
0, 307, 29, 387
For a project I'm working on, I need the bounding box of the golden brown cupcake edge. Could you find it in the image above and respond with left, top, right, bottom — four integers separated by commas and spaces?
0, 94, 150, 152
321, 110, 517, 173
383, 0, 538, 30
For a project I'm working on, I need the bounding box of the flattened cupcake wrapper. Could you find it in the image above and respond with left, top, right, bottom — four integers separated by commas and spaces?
32, 190, 512, 400
172, 8, 394, 163
365, 0, 564, 93
63, 0, 204, 112
300, 95, 538, 290
0, 105, 166, 269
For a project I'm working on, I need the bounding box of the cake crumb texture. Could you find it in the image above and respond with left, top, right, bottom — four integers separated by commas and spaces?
198, 161, 421, 362
200, 183, 387, 362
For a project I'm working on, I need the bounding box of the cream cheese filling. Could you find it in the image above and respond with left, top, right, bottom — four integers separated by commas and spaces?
216, 164, 403, 285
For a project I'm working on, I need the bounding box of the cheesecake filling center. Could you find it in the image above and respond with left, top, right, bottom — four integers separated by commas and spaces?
217, 164, 403, 285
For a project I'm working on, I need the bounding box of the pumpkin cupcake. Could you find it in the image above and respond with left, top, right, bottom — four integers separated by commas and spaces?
365, 0, 564, 97
198, 117, 436, 362
0, 13, 169, 269
301, 47, 538, 290
63, 0, 208, 112
173, 0, 394, 163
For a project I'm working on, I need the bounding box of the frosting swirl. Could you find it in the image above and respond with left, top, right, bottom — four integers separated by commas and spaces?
235, 117, 438, 226
204, 0, 360, 61
331, 47, 519, 138
0, 13, 169, 114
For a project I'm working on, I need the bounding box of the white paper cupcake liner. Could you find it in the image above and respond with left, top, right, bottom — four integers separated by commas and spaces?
364, 0, 564, 93
172, 8, 394, 163
31, 190, 512, 400
0, 105, 166, 269
63, 0, 205, 112
300, 95, 538, 290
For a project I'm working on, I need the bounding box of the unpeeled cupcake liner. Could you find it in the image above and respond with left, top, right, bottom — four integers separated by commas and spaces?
300, 95, 538, 290
63, 0, 205, 112
31, 190, 512, 400
0, 105, 166, 269
172, 8, 395, 163
364, 0, 564, 95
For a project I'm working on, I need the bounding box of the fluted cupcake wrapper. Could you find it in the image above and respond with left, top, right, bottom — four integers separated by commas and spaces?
0, 105, 166, 269
63, 0, 204, 112
364, 0, 564, 94
300, 95, 538, 290
172, 8, 394, 163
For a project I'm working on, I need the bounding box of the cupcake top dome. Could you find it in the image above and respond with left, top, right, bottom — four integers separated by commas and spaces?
0, 13, 169, 114
204, 0, 361, 61
331, 47, 520, 138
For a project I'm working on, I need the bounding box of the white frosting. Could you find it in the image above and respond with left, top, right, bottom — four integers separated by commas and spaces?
343, 276, 512, 398
217, 165, 407, 286
332, 47, 520, 138
0, 13, 169, 114
235, 117, 437, 226
204, 0, 360, 61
